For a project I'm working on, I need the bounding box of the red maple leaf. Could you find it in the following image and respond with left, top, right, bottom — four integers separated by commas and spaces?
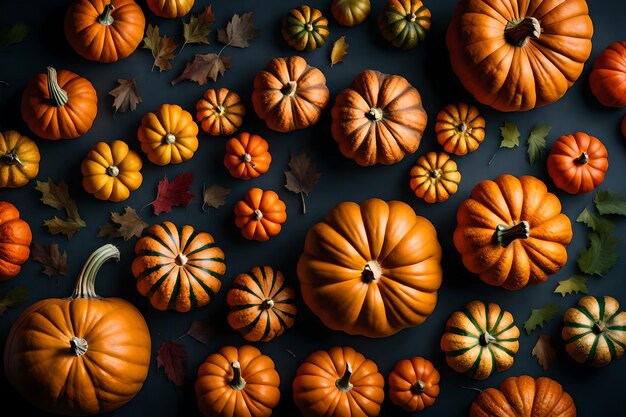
156, 340, 186, 387
151, 173, 196, 215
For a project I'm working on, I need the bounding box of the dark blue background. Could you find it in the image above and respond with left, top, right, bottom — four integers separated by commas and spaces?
1, 0, 625, 416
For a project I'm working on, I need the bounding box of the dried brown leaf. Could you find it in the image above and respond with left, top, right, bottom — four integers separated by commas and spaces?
35, 178, 86, 239
183, 5, 214, 47
284, 150, 321, 214
143, 23, 177, 72
109, 79, 142, 115
156, 341, 186, 387
217, 12, 260, 48
171, 53, 231, 85
202, 184, 229, 213
187, 320, 214, 345
330, 36, 348, 67
99, 207, 148, 240
30, 242, 68, 277
532, 334, 556, 371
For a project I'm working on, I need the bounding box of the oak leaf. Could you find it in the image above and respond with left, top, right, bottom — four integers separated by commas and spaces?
143, 24, 177, 72
109, 79, 142, 115
171, 53, 231, 85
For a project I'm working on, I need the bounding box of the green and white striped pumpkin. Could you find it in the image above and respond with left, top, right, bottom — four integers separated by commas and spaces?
562, 295, 626, 367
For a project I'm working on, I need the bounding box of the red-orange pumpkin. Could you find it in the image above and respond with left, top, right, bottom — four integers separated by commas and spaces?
0, 201, 32, 280
388, 356, 440, 412
589, 41, 626, 108
224, 133, 271, 180
234, 188, 287, 242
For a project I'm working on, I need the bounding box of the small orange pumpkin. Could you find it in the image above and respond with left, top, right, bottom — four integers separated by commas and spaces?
0, 130, 40, 189
234, 188, 287, 242
409, 151, 461, 203
0, 201, 32, 281
435, 103, 485, 155
589, 41, 626, 108
224, 132, 271, 180
388, 356, 440, 413
21, 67, 98, 140
147, 0, 194, 18
196, 88, 245, 137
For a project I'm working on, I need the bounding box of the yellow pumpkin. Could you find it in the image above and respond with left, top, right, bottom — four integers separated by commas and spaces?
0, 130, 40, 189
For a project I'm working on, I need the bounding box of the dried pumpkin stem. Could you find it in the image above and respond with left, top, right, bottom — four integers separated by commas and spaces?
505, 16, 541, 46
175, 253, 188, 266
495, 221, 530, 247
229, 361, 246, 391
282, 81, 298, 96
479, 331, 496, 346
593, 321, 606, 334
576, 152, 589, 165
305, 23, 313, 32
98, 4, 115, 26
367, 107, 383, 121
70, 336, 88, 356
407, 12, 417, 22
106, 165, 119, 177
430, 169, 441, 179
46, 67, 69, 107
335, 362, 354, 392
164, 133, 176, 144
215, 105, 225, 115
411, 380, 426, 394
261, 298, 275, 309
456, 122, 468, 134
242, 153, 253, 163
362, 260, 382, 282
71, 244, 120, 299
253, 209, 264, 221
0, 149, 25, 167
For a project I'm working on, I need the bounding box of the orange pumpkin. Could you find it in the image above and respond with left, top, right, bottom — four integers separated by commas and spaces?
252, 55, 330, 133
195, 345, 280, 417
196, 88, 245, 137
21, 67, 98, 140
435, 103, 485, 155
547, 132, 609, 195
293, 346, 385, 417
147, 0, 194, 18
453, 174, 573, 290
469, 375, 576, 417
297, 198, 442, 338
64, 0, 146, 63
446, 0, 594, 112
331, 69, 427, 166
0, 130, 40, 189
409, 151, 461, 203
224, 132, 272, 180
589, 41, 626, 107
4, 244, 151, 415
0, 201, 32, 281
234, 188, 287, 242
388, 356, 440, 413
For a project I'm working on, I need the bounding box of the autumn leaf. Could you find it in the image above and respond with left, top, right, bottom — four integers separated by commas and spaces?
98, 207, 148, 240
150, 173, 196, 215
524, 303, 560, 335
30, 242, 68, 277
531, 334, 556, 371
554, 275, 588, 297
330, 36, 349, 67
594, 190, 626, 216
143, 23, 177, 72
0, 24, 28, 50
35, 178, 86, 239
285, 150, 321, 214
156, 341, 186, 387
576, 208, 615, 238
217, 12, 260, 48
489, 121, 520, 165
577, 232, 618, 276
182, 5, 214, 49
202, 184, 230, 213
171, 53, 231, 85
0, 285, 27, 316
187, 320, 214, 346
109, 79, 142, 115
526, 124, 550, 166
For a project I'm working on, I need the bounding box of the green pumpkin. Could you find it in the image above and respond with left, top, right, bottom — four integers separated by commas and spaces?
281, 5, 329, 51
331, 0, 371, 27
378, 0, 431, 50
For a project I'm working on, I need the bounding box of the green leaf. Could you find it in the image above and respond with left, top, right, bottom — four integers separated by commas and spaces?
499, 121, 520, 148
594, 190, 626, 216
554, 275, 589, 297
524, 303, 560, 335
526, 124, 550, 166
576, 208, 615, 238
0, 24, 29, 50
0, 285, 28, 316
577, 232, 618, 276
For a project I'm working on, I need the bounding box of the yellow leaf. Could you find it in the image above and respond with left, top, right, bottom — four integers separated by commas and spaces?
330, 36, 348, 67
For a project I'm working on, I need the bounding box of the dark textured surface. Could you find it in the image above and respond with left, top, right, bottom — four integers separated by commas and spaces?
1, 0, 625, 416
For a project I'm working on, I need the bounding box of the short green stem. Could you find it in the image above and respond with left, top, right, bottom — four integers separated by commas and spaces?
98, 4, 115, 26
495, 221, 530, 247
411, 380, 426, 394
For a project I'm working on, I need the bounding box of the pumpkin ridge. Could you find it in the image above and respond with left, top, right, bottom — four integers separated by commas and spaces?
185, 263, 223, 281
167, 274, 182, 311
144, 265, 176, 297
185, 271, 198, 310
180, 228, 202, 254
188, 275, 216, 299
573, 305, 596, 322
184, 242, 217, 257
446, 327, 479, 337
604, 335, 617, 361
444, 345, 475, 357
246, 271, 266, 295
154, 223, 180, 252
462, 307, 486, 335
563, 331, 592, 344
564, 321, 591, 329
466, 347, 484, 378
585, 336, 600, 365
490, 342, 516, 356
489, 307, 505, 334
230, 284, 263, 300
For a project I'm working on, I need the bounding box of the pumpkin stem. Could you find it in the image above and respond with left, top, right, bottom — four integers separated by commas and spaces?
229, 361, 246, 391
215, 105, 225, 115
71, 244, 120, 299
253, 209, 264, 221
242, 153, 253, 163
106, 165, 119, 177
367, 107, 383, 121
505, 17, 541, 47
479, 331, 496, 346
261, 298, 275, 310
98, 3, 115, 26
0, 149, 25, 168
164, 133, 176, 144
407, 12, 417, 22
430, 169, 441, 179
335, 362, 354, 392
576, 152, 589, 165
362, 260, 382, 282
175, 253, 188, 266
46, 67, 69, 107
455, 122, 468, 134
305, 22, 314, 32
495, 221, 530, 248
282, 81, 298, 96
593, 321, 606, 334
411, 380, 426, 394
70, 336, 88, 356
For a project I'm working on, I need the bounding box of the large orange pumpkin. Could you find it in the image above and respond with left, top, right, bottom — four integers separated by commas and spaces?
331, 69, 427, 166
446, 0, 594, 112
4, 244, 151, 415
297, 198, 442, 338
64, 0, 146, 63
589, 41, 626, 108
21, 67, 98, 140
453, 174, 573, 290
0, 201, 32, 280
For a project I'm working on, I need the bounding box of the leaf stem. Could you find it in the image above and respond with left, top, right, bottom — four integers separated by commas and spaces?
300, 192, 306, 214
488, 149, 499, 165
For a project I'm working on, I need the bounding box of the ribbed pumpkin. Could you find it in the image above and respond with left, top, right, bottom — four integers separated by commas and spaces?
297, 198, 442, 338
446, 0, 593, 112
4, 244, 151, 416
137, 103, 199, 166
132, 221, 226, 312
21, 67, 98, 140
293, 346, 385, 417
440, 300, 520, 381
0, 201, 32, 281
378, 0, 431, 50
331, 69, 427, 166
589, 41, 626, 108
81, 140, 143, 202
435, 103, 485, 155
546, 132, 609, 195
453, 174, 573, 290
330, 0, 371, 27
281, 5, 329, 52
224, 133, 271, 180
196, 88, 245, 137
388, 356, 440, 413
0, 130, 40, 189
195, 345, 280, 417
227, 266, 297, 342
252, 55, 330, 133
147, 0, 194, 18
562, 295, 626, 368
64, 0, 145, 63
409, 151, 461, 203
234, 188, 287, 242
469, 375, 576, 417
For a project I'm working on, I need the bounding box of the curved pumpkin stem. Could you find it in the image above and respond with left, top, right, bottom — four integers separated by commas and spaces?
495, 221, 529, 248
411, 380, 426, 394
229, 361, 246, 391
261, 298, 275, 309
70, 336, 88, 356
335, 362, 354, 392
253, 209, 264, 221
98, 4, 115, 26
46, 67, 69, 107
576, 152, 589, 165
479, 331, 496, 346
407, 12, 417, 22
505, 17, 541, 46
0, 149, 25, 168
282, 81, 298, 96
362, 260, 382, 282
71, 244, 120, 299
